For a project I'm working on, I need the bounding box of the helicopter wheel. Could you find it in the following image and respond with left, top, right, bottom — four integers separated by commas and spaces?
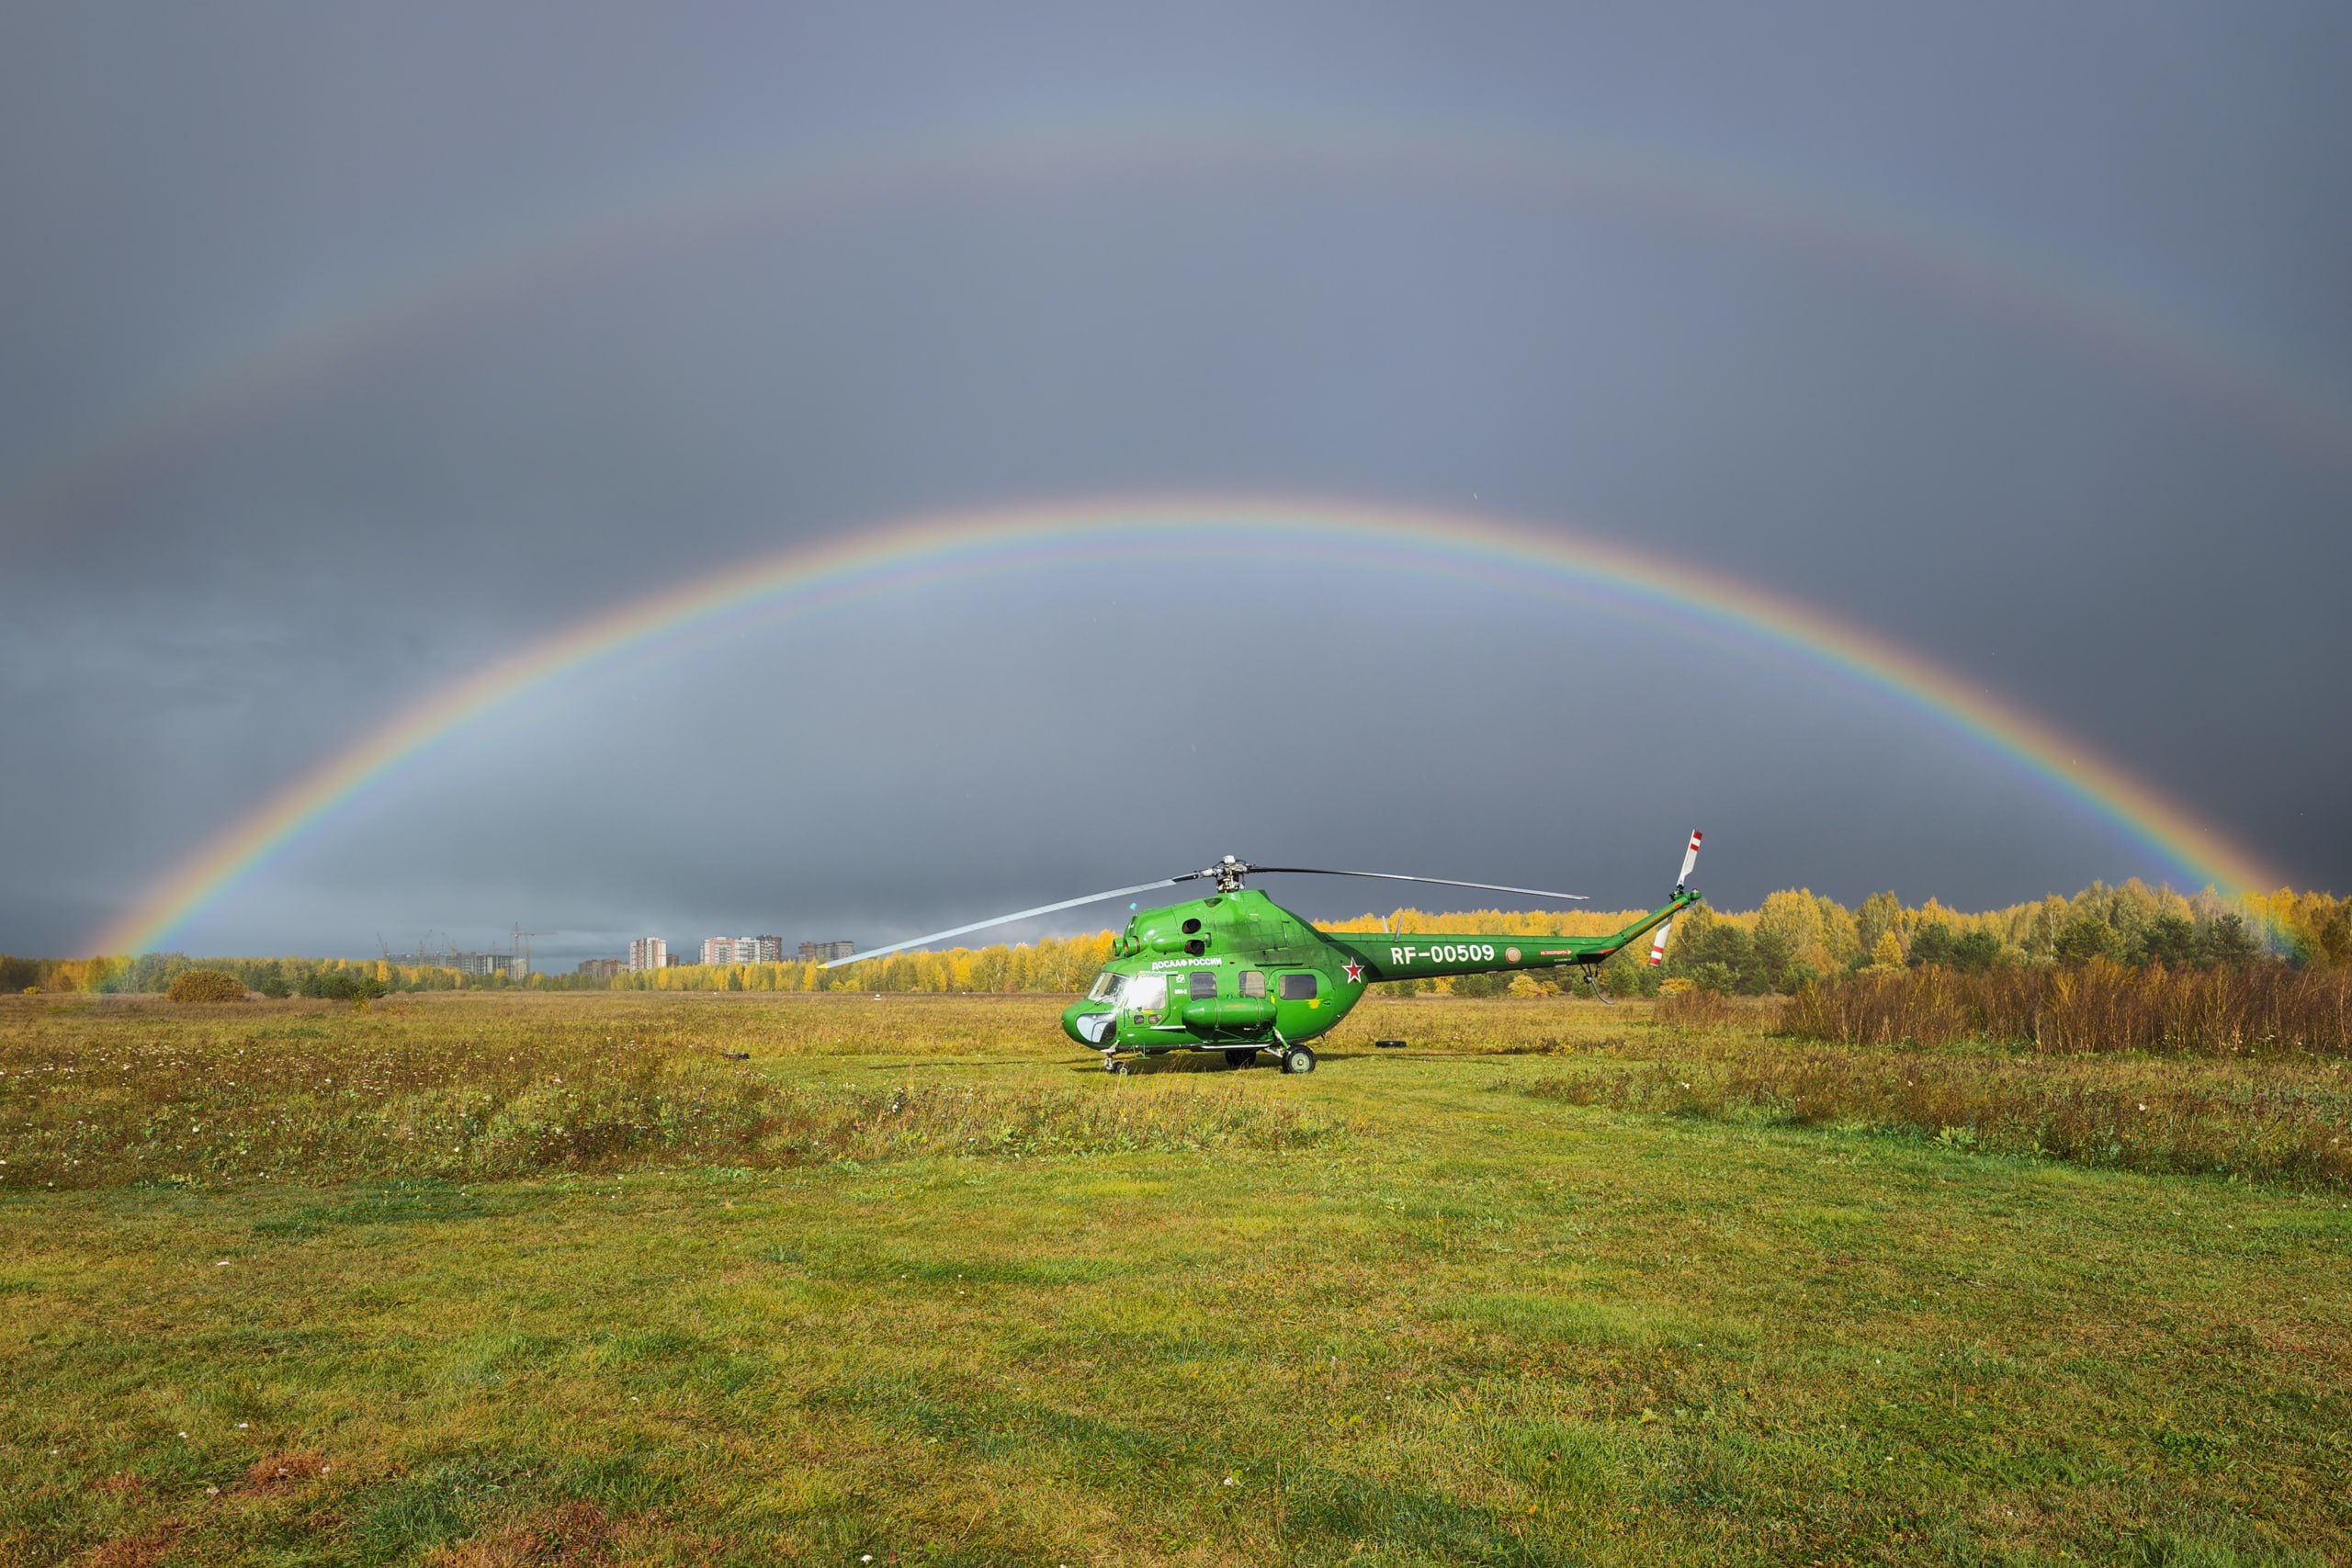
1222, 1048, 1257, 1069
1281, 1045, 1317, 1075
1104, 1055, 1130, 1075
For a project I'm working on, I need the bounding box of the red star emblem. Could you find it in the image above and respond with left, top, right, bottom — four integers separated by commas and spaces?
1343, 960, 1363, 983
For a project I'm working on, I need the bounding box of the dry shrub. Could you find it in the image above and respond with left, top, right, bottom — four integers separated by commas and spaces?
2, 1020, 1346, 1189
1781, 961, 2352, 1055
238, 1451, 330, 1494
1525, 1046, 2351, 1187
1657, 987, 1741, 1030
82, 1521, 185, 1568
424, 1502, 614, 1567
165, 969, 246, 1003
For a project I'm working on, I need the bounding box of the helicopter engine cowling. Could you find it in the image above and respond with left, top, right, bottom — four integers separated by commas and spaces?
1178, 996, 1277, 1036
1134, 920, 1207, 953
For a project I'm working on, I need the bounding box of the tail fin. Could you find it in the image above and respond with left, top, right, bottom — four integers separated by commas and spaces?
1645, 829, 1703, 967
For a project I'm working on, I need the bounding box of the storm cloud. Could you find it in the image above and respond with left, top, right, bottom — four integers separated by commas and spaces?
3, 3, 2346, 964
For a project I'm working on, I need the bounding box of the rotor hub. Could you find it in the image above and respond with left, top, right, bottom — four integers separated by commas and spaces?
1206, 855, 1251, 893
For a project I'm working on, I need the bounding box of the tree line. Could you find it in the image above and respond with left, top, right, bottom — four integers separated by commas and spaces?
6, 881, 2345, 998
2, 952, 477, 998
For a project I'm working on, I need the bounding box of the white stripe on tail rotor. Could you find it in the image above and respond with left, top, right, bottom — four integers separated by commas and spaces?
1648, 829, 1703, 967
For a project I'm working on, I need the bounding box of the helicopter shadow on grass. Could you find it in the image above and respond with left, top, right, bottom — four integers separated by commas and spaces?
1050, 1049, 1394, 1077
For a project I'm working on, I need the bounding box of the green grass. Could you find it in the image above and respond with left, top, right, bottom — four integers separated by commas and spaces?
2, 991, 2347, 1565
1522, 1039, 2352, 1187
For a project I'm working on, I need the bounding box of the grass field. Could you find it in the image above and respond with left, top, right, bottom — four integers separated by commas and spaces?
3, 991, 2346, 1566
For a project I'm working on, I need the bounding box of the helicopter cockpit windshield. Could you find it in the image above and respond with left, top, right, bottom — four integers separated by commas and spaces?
1086, 971, 1126, 1004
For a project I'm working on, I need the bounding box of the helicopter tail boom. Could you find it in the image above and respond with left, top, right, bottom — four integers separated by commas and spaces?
1598, 888, 1704, 961
1336, 889, 1701, 984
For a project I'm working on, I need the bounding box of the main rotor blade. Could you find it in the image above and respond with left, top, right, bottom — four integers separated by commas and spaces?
1246, 868, 1587, 902
819, 877, 1196, 968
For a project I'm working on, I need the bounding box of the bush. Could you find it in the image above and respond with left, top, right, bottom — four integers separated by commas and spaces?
1657, 986, 1739, 1029
1780, 960, 2352, 1055
167, 968, 247, 1003
1688, 962, 1737, 996
300, 968, 387, 1001
1523, 1047, 2351, 1187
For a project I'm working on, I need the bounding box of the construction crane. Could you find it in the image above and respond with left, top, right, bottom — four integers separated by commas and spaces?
512, 923, 556, 980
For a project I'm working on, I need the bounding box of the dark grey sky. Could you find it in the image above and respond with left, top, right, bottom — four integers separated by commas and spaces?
3, 3, 2347, 962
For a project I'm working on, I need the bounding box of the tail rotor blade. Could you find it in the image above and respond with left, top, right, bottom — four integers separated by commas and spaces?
1648, 829, 1703, 967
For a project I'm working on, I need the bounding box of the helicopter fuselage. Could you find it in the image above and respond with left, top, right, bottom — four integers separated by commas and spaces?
1059, 886, 1700, 1061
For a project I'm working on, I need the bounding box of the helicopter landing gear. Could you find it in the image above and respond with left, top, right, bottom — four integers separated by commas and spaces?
1102, 1053, 1130, 1075
1223, 1048, 1258, 1069
1281, 1044, 1317, 1075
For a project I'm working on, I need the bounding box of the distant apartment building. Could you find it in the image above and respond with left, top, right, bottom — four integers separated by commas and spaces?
797, 940, 859, 964
701, 935, 784, 965
448, 951, 522, 978
576, 957, 627, 979
627, 937, 668, 972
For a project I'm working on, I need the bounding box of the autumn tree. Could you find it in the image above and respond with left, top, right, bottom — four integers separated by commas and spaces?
2136, 913, 2198, 967
1949, 929, 2004, 972
167, 968, 245, 1002
1854, 892, 1903, 958
2052, 915, 2124, 964
1907, 922, 1955, 968
2199, 913, 2261, 967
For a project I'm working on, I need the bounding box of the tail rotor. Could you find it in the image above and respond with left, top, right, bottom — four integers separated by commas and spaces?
1646, 829, 1703, 968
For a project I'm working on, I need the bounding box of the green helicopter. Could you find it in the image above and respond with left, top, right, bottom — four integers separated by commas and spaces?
825, 834, 1705, 1074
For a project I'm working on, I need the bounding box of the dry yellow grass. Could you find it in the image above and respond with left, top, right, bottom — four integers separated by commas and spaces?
2, 989, 2345, 1565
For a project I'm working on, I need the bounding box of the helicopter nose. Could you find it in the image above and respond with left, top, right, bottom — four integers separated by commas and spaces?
1061, 1004, 1115, 1045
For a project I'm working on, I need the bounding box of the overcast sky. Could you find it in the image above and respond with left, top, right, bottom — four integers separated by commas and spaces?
3, 3, 2347, 963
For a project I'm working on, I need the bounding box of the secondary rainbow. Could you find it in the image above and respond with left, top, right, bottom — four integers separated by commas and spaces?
94, 495, 2283, 954
15, 119, 2349, 536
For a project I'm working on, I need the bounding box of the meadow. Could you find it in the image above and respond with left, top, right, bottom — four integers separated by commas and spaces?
2, 990, 2346, 1566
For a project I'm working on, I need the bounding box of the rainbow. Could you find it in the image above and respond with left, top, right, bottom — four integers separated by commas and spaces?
95, 495, 2283, 954
14, 119, 2350, 534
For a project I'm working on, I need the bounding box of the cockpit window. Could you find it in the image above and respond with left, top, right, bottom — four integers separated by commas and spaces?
1087, 971, 1126, 1003
1125, 974, 1167, 1011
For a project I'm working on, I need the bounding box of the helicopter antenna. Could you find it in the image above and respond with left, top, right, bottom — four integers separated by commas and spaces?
1646, 829, 1704, 966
